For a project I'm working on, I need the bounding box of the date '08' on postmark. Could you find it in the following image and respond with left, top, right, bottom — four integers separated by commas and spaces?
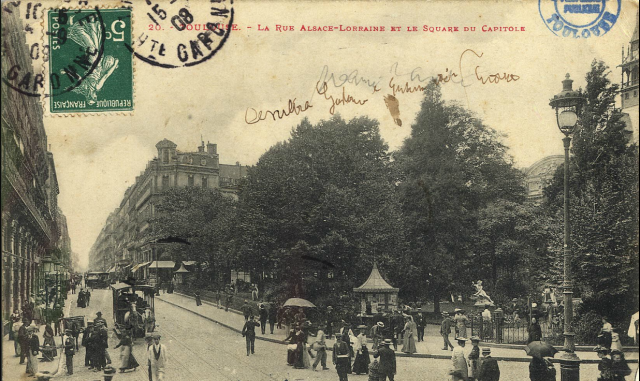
47, 8, 133, 114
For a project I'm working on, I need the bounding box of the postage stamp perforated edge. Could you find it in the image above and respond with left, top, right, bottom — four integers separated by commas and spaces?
39, 2, 135, 117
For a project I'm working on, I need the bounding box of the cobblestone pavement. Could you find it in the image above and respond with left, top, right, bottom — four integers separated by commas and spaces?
2, 289, 634, 381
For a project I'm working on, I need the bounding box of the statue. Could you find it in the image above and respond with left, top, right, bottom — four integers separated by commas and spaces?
472, 280, 494, 306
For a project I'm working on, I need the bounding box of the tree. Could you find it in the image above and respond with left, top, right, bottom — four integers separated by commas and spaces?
151, 187, 238, 287
395, 82, 527, 311
543, 60, 639, 324
236, 115, 407, 303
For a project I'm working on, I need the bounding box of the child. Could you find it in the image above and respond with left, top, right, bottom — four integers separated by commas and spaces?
368, 357, 381, 381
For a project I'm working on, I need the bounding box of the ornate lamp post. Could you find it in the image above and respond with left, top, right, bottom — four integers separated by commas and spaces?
549, 73, 586, 381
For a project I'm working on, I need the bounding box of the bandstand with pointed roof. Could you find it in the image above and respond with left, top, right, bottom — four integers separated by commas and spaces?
353, 263, 399, 315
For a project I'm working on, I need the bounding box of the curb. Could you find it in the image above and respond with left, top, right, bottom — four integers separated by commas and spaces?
157, 296, 639, 364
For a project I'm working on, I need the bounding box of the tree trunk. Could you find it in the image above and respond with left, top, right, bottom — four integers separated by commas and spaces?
433, 292, 440, 314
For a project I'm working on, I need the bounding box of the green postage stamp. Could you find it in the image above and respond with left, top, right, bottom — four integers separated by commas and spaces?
47, 8, 133, 113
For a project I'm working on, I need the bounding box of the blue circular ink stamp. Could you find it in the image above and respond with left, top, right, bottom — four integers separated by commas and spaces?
539, 0, 621, 38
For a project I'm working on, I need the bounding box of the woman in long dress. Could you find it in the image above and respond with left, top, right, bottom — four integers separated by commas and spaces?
115, 332, 139, 372
401, 316, 417, 354
42, 323, 58, 361
352, 327, 370, 374
25, 327, 40, 376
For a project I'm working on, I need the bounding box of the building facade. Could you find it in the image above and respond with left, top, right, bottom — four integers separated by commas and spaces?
619, 11, 639, 144
523, 155, 564, 203
88, 139, 248, 282
1, 11, 71, 319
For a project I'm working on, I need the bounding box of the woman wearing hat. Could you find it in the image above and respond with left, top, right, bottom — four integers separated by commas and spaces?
450, 338, 468, 381
454, 309, 469, 339
352, 325, 370, 375
401, 316, 417, 354
25, 325, 40, 376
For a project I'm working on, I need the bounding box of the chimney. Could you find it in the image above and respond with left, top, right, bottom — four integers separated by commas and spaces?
207, 142, 217, 155
198, 143, 204, 153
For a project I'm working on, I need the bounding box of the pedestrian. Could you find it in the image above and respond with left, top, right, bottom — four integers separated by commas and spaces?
77, 289, 86, 308
18, 318, 29, 364
95, 311, 108, 327
195, 291, 202, 307
401, 316, 417, 354
268, 303, 278, 334
240, 300, 252, 321
610, 349, 632, 381
115, 331, 139, 373
529, 355, 556, 381
326, 306, 335, 338
83, 325, 94, 368
12, 317, 23, 357
71, 281, 77, 294
241, 315, 260, 356
42, 322, 58, 361
477, 347, 500, 381
293, 325, 310, 369
10, 309, 21, 341
595, 345, 612, 380
454, 309, 469, 339
371, 321, 384, 351
527, 318, 542, 344
25, 324, 40, 376
415, 308, 426, 342
468, 336, 481, 380
333, 333, 351, 381
441, 312, 455, 351
600, 317, 613, 349
216, 288, 222, 309
311, 323, 329, 371
251, 283, 259, 301
450, 337, 469, 381
86, 289, 92, 306
284, 326, 297, 366
225, 290, 233, 312
482, 306, 493, 339
93, 321, 108, 371
64, 329, 76, 375
258, 304, 268, 334
353, 325, 370, 375
147, 333, 167, 381
71, 321, 80, 351
368, 357, 381, 381
375, 339, 396, 381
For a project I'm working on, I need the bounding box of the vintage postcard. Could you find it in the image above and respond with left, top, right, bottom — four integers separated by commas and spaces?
2, 0, 638, 380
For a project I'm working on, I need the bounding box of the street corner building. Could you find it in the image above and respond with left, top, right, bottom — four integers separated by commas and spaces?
88, 139, 248, 282
1, 10, 74, 322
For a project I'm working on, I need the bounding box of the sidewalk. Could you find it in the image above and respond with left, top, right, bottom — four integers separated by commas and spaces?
157, 292, 638, 364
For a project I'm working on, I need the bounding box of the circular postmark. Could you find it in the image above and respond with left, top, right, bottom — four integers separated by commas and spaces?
1, 6, 106, 98
131, 0, 234, 68
539, 0, 621, 38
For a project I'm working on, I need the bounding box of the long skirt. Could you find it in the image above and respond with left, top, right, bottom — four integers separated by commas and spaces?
26, 352, 39, 375
120, 345, 139, 370
293, 343, 306, 369
352, 346, 370, 374
402, 335, 417, 354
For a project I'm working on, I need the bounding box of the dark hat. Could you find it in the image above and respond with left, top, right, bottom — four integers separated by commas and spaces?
610, 349, 623, 356
96, 312, 102, 316
103, 365, 116, 375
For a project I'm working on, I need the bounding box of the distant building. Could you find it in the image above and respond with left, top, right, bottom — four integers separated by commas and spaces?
523, 155, 564, 203
88, 139, 248, 284
619, 10, 639, 144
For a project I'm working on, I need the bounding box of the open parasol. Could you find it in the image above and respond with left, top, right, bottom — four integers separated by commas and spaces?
283, 298, 316, 308
525, 341, 558, 358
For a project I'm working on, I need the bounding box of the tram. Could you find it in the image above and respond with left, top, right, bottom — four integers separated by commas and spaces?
85, 272, 110, 289
110, 282, 156, 338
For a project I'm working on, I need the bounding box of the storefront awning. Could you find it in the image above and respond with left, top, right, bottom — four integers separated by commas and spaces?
148, 261, 176, 269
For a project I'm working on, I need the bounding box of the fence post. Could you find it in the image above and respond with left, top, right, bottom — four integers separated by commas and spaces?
494, 308, 503, 344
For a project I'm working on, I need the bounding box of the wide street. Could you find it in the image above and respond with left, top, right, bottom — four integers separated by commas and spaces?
2, 289, 616, 381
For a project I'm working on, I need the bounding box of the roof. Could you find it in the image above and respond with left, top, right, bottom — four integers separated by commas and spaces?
110, 283, 156, 292
353, 263, 399, 293
148, 261, 176, 269
174, 264, 190, 273
155, 139, 177, 149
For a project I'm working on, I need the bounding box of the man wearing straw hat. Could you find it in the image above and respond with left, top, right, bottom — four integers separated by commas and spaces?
332, 333, 350, 381
441, 312, 454, 351
375, 339, 396, 381
147, 332, 167, 381
64, 329, 76, 375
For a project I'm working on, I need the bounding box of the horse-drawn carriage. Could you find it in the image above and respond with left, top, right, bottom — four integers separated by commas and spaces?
111, 282, 156, 339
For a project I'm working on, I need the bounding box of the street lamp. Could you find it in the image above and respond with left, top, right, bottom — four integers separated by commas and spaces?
549, 73, 586, 381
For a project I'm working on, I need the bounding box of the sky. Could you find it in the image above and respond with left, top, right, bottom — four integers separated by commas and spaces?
23, 0, 638, 270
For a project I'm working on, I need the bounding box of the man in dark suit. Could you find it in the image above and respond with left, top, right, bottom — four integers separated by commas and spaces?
18, 318, 29, 364
332, 333, 350, 381
415, 308, 426, 342
376, 339, 397, 381
241, 316, 260, 356
477, 347, 500, 381
64, 329, 76, 375
94, 312, 107, 327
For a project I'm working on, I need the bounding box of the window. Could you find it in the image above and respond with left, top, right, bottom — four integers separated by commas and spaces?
188, 175, 194, 187
202, 176, 208, 188
162, 150, 169, 163
634, 90, 638, 98
162, 175, 169, 188
625, 93, 630, 99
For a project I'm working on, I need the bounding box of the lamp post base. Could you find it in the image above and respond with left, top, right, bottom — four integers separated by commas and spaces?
560, 351, 580, 381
